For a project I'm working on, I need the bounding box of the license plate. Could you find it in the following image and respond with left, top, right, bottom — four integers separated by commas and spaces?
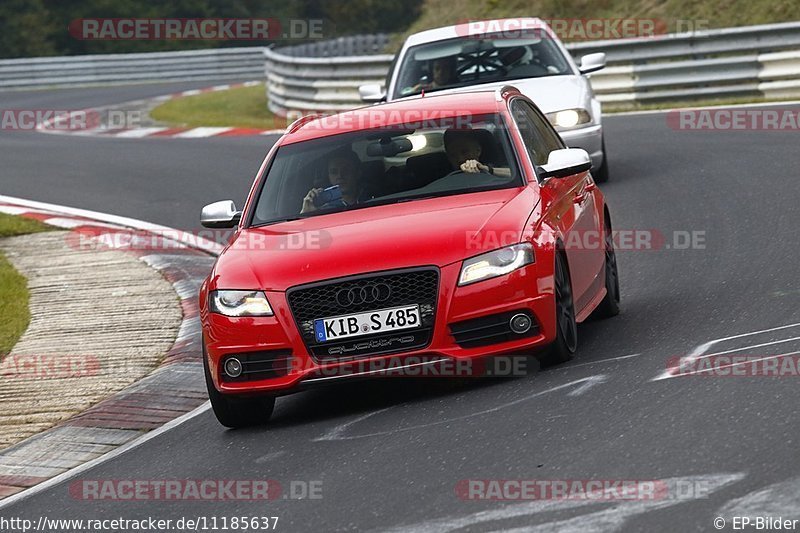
314, 305, 421, 343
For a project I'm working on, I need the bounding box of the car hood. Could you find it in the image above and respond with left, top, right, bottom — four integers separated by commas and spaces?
211, 187, 537, 291
405, 75, 591, 114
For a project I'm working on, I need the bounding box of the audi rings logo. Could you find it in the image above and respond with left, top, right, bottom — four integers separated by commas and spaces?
336, 283, 392, 307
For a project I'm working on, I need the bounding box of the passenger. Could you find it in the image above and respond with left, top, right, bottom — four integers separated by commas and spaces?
301, 149, 370, 213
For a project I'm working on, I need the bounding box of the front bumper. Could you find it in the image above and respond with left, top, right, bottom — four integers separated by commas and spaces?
559, 123, 604, 170
202, 262, 557, 396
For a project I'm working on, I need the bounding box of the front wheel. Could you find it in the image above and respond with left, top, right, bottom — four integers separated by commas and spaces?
203, 346, 275, 428
538, 252, 577, 367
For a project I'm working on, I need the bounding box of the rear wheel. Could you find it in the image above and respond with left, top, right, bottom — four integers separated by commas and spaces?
538, 252, 577, 367
203, 346, 275, 428
593, 215, 620, 319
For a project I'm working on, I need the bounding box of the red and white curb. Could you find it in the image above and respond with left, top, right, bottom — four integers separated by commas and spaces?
0, 195, 218, 506
35, 81, 286, 139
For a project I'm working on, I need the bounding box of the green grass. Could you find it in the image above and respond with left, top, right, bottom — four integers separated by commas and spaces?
150, 83, 282, 129
0, 212, 52, 238
0, 213, 52, 356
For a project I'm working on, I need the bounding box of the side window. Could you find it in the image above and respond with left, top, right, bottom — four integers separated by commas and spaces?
510, 99, 564, 166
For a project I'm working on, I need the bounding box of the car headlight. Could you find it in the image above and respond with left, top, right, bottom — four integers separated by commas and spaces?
546, 109, 592, 131
458, 243, 535, 286
209, 290, 273, 317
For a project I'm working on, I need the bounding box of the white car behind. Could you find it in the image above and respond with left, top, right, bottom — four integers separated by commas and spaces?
360, 18, 610, 182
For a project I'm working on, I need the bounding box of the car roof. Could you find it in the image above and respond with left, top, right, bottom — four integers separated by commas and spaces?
279, 90, 509, 145
404, 17, 553, 48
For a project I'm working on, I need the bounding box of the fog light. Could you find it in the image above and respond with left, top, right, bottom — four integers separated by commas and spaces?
509, 313, 533, 334
224, 357, 243, 378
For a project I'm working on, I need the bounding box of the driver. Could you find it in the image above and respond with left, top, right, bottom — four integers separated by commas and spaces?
411, 57, 458, 93
301, 149, 369, 214
443, 128, 511, 177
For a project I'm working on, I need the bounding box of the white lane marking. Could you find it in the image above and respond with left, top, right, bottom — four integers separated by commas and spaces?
254, 450, 287, 464
173, 127, 233, 138
314, 375, 609, 442
41, 217, 120, 229
113, 127, 169, 138
698, 336, 800, 359
312, 408, 392, 442
560, 353, 641, 370
0, 194, 223, 255
0, 205, 59, 216
656, 336, 800, 381
718, 476, 800, 519
652, 322, 800, 381
0, 402, 211, 511
665, 350, 800, 378
567, 375, 608, 396
381, 473, 745, 533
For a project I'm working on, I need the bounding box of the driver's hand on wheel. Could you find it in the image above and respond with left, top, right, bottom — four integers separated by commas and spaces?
301, 188, 323, 214
460, 159, 491, 174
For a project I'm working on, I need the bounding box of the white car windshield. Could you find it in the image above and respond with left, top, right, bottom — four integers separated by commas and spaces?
393, 36, 573, 99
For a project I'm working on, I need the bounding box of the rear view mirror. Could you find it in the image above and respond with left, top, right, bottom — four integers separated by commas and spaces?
201, 200, 241, 228
537, 149, 592, 180
366, 137, 413, 157
579, 52, 606, 74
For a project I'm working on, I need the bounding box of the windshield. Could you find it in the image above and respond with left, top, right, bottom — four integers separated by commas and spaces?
392, 36, 573, 99
249, 113, 522, 226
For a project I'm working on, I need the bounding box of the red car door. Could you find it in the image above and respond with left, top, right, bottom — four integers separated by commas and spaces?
509, 99, 605, 311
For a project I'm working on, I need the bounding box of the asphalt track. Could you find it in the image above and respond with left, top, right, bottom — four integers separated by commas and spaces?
2, 83, 800, 531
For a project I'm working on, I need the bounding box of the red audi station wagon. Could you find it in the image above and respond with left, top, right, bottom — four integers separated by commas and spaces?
199, 86, 620, 427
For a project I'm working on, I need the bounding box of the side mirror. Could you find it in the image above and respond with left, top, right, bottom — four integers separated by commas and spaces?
358, 83, 387, 103
201, 200, 241, 228
538, 149, 592, 180
578, 52, 606, 75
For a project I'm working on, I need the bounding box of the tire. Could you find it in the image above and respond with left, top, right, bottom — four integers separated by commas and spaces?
203, 346, 275, 428
594, 138, 610, 183
593, 215, 620, 319
538, 252, 578, 367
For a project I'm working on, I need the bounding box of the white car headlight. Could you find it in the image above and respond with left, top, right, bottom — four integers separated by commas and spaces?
458, 243, 535, 286
546, 109, 592, 131
210, 290, 273, 317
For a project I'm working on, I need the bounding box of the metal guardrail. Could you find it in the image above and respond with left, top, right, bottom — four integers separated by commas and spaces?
264, 47, 393, 115
3, 22, 800, 106
277, 34, 391, 57
264, 21, 800, 114
0, 47, 266, 90
593, 51, 800, 103
569, 21, 800, 64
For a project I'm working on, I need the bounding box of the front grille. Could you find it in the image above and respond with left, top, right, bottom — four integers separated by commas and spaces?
287, 268, 439, 360
221, 350, 292, 382
449, 311, 538, 348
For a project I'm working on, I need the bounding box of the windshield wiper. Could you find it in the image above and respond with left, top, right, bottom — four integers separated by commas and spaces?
252, 216, 306, 227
